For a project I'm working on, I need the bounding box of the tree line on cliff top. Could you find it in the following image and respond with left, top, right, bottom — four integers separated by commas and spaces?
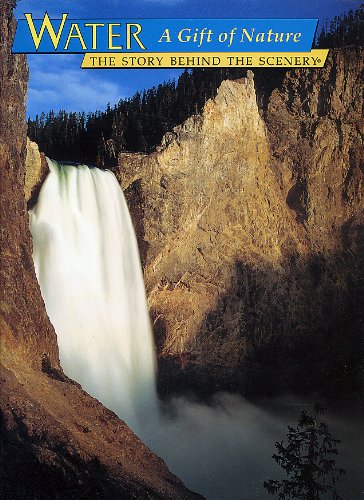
27, 5, 363, 167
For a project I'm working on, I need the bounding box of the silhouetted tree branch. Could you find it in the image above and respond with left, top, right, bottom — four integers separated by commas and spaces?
264, 405, 345, 500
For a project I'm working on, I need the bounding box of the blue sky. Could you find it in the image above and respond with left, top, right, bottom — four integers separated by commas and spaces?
15, 0, 362, 118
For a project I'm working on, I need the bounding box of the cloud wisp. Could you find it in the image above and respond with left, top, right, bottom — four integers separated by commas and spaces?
27, 55, 125, 117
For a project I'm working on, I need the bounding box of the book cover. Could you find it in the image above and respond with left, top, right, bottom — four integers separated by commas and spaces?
1, 0, 363, 498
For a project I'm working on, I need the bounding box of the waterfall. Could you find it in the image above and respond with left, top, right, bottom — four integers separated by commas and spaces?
27, 161, 358, 500
29, 159, 158, 431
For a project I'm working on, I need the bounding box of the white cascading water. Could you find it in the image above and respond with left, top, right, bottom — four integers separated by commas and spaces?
28, 160, 358, 500
29, 159, 158, 432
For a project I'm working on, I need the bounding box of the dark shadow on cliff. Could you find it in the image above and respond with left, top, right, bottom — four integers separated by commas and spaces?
157, 225, 363, 401
0, 408, 131, 500
124, 178, 149, 268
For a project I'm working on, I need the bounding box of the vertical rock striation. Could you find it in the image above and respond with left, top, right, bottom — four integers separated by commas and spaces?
0, 0, 59, 368
118, 50, 363, 396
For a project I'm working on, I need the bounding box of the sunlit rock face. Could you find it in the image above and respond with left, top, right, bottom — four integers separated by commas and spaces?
25, 139, 49, 208
118, 50, 364, 396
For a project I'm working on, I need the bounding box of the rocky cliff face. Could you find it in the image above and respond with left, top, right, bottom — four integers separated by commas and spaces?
25, 138, 49, 208
0, 0, 58, 369
0, 3, 201, 498
119, 48, 363, 396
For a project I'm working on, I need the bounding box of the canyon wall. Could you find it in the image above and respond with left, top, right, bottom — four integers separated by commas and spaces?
0, 1, 58, 369
0, 3, 201, 498
118, 49, 363, 396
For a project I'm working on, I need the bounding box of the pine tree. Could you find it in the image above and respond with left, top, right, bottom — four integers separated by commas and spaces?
264, 405, 345, 500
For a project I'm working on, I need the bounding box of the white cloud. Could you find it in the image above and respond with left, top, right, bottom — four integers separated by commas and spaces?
27, 55, 125, 116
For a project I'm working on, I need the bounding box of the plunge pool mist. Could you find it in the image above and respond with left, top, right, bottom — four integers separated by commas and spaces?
29, 161, 364, 499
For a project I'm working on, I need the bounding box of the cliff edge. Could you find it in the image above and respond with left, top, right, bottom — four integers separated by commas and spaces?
119, 49, 364, 397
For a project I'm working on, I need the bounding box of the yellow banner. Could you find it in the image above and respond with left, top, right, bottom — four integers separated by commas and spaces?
81, 50, 328, 69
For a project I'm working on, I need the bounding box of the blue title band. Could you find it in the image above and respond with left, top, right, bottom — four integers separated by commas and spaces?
13, 16, 317, 53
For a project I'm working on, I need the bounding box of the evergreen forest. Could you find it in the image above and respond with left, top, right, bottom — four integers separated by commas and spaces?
27, 5, 364, 167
